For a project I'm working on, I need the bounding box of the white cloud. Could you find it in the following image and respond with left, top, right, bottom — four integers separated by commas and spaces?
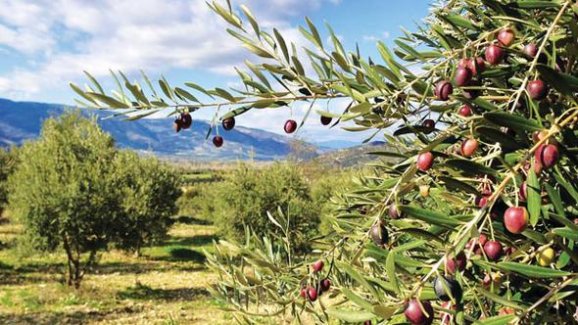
362, 31, 390, 42
0, 0, 339, 99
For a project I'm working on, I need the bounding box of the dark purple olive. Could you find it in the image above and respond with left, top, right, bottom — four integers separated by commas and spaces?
320, 115, 332, 126
485, 45, 504, 65
180, 113, 192, 129
212, 136, 224, 148
523, 43, 538, 58
404, 299, 434, 325
454, 67, 472, 87
222, 117, 235, 131
434, 276, 463, 302
435, 81, 453, 101
527, 79, 548, 100
284, 119, 297, 134
370, 222, 388, 247
422, 119, 435, 131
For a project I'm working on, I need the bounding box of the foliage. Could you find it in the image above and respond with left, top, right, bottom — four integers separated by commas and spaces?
113, 151, 182, 255
8, 112, 120, 287
8, 112, 181, 287
0, 147, 16, 217
214, 163, 320, 253
72, 0, 578, 323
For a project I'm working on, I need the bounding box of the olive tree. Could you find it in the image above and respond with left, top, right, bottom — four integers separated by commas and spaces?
113, 150, 182, 255
8, 112, 121, 287
0, 147, 16, 218
8, 113, 181, 287
71, 0, 578, 323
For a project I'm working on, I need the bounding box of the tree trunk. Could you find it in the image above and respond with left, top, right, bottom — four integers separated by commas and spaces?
62, 234, 81, 288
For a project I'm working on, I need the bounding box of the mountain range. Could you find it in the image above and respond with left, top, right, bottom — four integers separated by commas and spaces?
0, 98, 304, 161
0, 98, 383, 162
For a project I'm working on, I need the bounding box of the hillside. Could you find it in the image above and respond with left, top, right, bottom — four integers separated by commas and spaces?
0, 98, 295, 161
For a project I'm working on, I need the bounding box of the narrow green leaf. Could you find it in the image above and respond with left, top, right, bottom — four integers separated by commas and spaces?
86, 92, 130, 108
444, 159, 498, 176
240, 5, 259, 36
442, 13, 480, 30
385, 251, 400, 295
484, 112, 541, 132
439, 176, 480, 196
552, 228, 578, 241
174, 87, 199, 103
527, 168, 540, 226
70, 83, 97, 105
474, 314, 517, 325
305, 17, 323, 49
221, 106, 252, 120
337, 262, 379, 299
273, 28, 289, 62
158, 78, 174, 101
349, 102, 372, 114
325, 309, 373, 322
83, 71, 104, 95
475, 127, 522, 152
400, 205, 463, 227
341, 289, 375, 312
497, 261, 571, 278
544, 183, 566, 218
477, 288, 527, 310
214, 88, 236, 102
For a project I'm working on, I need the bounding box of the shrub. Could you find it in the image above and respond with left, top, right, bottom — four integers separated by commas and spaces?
8, 112, 120, 287
0, 147, 17, 217
8, 112, 181, 286
112, 151, 182, 255
215, 163, 320, 252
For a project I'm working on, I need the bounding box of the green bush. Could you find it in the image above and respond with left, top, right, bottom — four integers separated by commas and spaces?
113, 151, 182, 255
8, 112, 181, 286
0, 147, 17, 217
177, 182, 221, 223
8, 112, 120, 287
214, 163, 320, 252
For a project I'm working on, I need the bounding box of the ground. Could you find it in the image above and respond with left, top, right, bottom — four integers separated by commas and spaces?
0, 218, 232, 325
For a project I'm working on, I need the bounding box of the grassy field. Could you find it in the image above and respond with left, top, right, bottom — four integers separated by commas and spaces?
0, 216, 232, 324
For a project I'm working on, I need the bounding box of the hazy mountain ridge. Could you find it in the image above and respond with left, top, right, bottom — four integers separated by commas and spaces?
0, 98, 295, 161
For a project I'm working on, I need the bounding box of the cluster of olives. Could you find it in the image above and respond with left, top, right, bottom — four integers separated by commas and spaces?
299, 260, 332, 303
369, 27, 564, 324
172, 112, 236, 148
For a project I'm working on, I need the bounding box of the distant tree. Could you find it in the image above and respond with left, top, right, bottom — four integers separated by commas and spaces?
8, 112, 121, 287
0, 147, 16, 218
215, 163, 320, 252
113, 151, 182, 256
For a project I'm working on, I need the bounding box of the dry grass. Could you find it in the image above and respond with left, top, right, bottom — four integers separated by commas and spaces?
0, 218, 233, 325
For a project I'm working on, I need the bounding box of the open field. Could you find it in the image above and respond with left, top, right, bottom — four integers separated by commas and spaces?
0, 217, 232, 325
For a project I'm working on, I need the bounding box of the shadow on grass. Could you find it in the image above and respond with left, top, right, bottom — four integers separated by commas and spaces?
93, 261, 205, 275
0, 304, 144, 325
165, 234, 218, 247
0, 262, 66, 285
117, 283, 209, 301
146, 247, 207, 263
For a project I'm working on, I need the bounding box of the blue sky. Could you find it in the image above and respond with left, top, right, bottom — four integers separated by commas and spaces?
0, 0, 432, 142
